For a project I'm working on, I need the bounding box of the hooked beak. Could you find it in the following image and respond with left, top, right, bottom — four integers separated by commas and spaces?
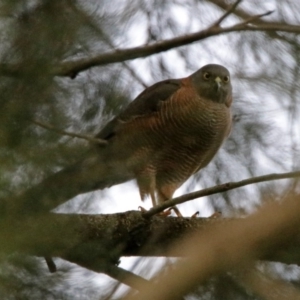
215, 76, 221, 92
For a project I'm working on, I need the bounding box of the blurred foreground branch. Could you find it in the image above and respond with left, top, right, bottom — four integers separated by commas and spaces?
124, 193, 300, 300
236, 267, 300, 300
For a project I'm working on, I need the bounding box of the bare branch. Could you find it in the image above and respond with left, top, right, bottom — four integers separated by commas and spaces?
102, 264, 150, 291
0, 11, 298, 78
144, 170, 300, 217
209, 0, 290, 43
212, 0, 243, 27
208, 0, 274, 25
67, 2, 148, 87
54, 20, 300, 77
32, 120, 108, 145
234, 10, 274, 27
44, 256, 56, 273
124, 193, 300, 300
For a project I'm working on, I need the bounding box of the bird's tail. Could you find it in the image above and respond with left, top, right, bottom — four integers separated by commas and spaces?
4, 147, 133, 216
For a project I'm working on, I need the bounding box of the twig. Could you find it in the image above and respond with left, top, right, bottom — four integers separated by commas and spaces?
210, 0, 289, 43
55, 21, 300, 77
144, 170, 300, 217
103, 264, 149, 291
209, 0, 271, 25
212, 0, 243, 27
32, 120, 108, 145
233, 10, 274, 28
44, 256, 56, 273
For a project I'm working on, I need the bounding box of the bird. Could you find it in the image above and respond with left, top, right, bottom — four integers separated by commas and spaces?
9, 64, 232, 216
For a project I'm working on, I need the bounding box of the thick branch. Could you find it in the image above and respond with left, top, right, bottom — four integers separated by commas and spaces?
2, 210, 300, 270
2, 16, 298, 78
124, 193, 300, 300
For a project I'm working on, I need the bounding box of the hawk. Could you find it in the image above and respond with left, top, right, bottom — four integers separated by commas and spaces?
15, 64, 232, 214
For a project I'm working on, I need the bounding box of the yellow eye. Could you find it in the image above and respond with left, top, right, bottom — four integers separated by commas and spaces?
203, 72, 210, 80
223, 75, 230, 83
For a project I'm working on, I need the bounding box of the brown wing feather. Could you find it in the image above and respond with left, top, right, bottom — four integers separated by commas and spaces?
96, 79, 181, 140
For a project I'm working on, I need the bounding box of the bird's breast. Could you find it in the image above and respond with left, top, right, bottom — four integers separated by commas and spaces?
110, 89, 231, 180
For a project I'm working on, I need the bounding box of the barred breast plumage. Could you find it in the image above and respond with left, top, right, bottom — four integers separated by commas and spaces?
97, 64, 232, 206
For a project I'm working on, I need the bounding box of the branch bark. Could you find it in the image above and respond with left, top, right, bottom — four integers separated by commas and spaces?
2, 209, 300, 270
124, 193, 300, 300
1, 14, 300, 78
55, 22, 300, 77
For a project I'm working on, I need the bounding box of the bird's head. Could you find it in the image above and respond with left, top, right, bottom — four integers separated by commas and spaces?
191, 64, 232, 107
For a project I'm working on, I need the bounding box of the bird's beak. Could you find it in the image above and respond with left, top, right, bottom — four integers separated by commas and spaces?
215, 76, 221, 92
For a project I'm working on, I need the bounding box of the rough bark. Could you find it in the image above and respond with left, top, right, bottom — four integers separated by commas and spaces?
2, 211, 300, 272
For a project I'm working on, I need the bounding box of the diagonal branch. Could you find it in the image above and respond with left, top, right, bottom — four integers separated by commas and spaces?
212, 0, 243, 27
67, 2, 148, 87
33, 120, 108, 145
55, 21, 300, 77
208, 0, 294, 44
99, 263, 150, 291
1, 9, 298, 78
234, 10, 274, 27
144, 170, 300, 217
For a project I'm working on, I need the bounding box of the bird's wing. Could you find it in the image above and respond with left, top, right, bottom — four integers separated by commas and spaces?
96, 79, 181, 140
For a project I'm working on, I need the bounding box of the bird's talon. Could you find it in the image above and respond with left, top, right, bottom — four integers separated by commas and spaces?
138, 206, 148, 213
191, 211, 199, 218
159, 208, 173, 217
209, 211, 222, 219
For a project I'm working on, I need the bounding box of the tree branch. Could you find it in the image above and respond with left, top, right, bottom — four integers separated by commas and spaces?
208, 0, 294, 44
233, 10, 274, 28
124, 193, 300, 300
212, 0, 243, 27
32, 120, 108, 145
144, 170, 300, 217
67, 2, 148, 87
55, 21, 300, 77
0, 5, 298, 79
2, 210, 300, 267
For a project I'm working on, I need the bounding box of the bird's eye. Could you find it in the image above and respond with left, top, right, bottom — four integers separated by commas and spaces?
203, 72, 210, 80
223, 75, 230, 83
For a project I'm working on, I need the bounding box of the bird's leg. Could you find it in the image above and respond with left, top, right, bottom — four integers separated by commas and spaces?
171, 206, 183, 217
150, 189, 157, 207
191, 211, 199, 218
209, 211, 222, 219
137, 173, 160, 212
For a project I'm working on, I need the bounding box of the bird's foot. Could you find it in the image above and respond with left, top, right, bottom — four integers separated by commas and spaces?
138, 206, 148, 213
138, 206, 179, 217
208, 211, 222, 219
191, 211, 199, 218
